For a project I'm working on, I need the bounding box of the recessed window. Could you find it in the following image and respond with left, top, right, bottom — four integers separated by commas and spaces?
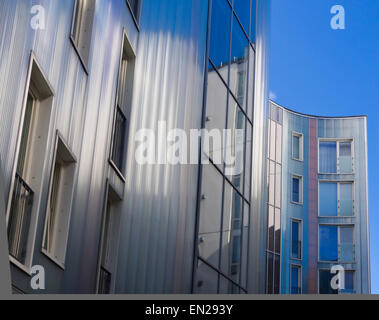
292, 132, 303, 161
319, 182, 354, 217
98, 185, 121, 294
319, 225, 355, 263
7, 57, 54, 268
42, 134, 76, 267
71, 0, 96, 68
110, 33, 135, 175
291, 175, 303, 204
291, 220, 302, 259
290, 265, 302, 294
319, 140, 353, 174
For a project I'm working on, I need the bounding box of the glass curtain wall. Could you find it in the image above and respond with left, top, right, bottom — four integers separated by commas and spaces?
195, 0, 256, 294
265, 104, 283, 294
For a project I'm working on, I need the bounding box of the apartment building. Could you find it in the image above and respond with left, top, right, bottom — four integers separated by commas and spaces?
0, 0, 270, 294
266, 101, 370, 294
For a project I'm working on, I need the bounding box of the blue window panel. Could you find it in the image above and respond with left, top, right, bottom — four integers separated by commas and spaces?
319, 271, 338, 294
292, 177, 300, 203
339, 142, 352, 173
339, 227, 355, 262
292, 221, 300, 259
293, 135, 300, 160
319, 141, 337, 173
319, 182, 338, 217
340, 183, 353, 217
341, 271, 355, 294
320, 226, 338, 262
291, 266, 300, 294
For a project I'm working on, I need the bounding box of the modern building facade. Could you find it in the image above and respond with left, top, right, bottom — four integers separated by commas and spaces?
0, 0, 271, 294
267, 101, 370, 294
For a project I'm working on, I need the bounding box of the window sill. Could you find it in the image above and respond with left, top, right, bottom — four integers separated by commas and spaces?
292, 157, 304, 163
69, 36, 89, 75
109, 159, 126, 183
318, 260, 356, 264
291, 257, 303, 262
291, 201, 303, 206
9, 256, 32, 277
318, 215, 355, 218
41, 249, 66, 271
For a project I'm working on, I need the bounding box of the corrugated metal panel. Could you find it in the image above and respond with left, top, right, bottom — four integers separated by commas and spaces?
0, 0, 140, 293
115, 0, 208, 294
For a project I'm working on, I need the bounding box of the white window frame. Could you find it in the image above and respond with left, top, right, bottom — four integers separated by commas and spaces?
318, 224, 355, 263
95, 181, 122, 294
318, 180, 355, 218
109, 29, 136, 181
318, 138, 355, 174
292, 132, 303, 162
290, 264, 302, 294
41, 131, 77, 269
291, 174, 303, 205
6, 52, 54, 275
291, 218, 303, 260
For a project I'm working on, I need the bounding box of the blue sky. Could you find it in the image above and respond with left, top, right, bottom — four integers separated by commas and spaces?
269, 0, 379, 293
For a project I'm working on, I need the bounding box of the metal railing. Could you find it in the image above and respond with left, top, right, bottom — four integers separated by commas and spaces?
7, 173, 34, 264
98, 267, 112, 294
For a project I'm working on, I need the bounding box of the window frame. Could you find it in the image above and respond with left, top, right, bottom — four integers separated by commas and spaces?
291, 219, 303, 260
290, 264, 302, 294
6, 52, 54, 275
41, 131, 77, 270
318, 138, 355, 175
318, 180, 355, 218
291, 132, 303, 162
95, 181, 122, 294
108, 29, 136, 181
318, 224, 356, 263
291, 174, 303, 205
318, 268, 356, 294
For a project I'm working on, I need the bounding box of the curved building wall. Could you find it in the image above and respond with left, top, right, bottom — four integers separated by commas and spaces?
268, 101, 370, 294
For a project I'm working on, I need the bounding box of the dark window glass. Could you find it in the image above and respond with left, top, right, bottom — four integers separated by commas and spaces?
291, 266, 300, 294
126, 0, 140, 21
320, 226, 338, 262
274, 254, 280, 294
250, 0, 256, 42
266, 252, 273, 294
293, 135, 300, 160
319, 270, 338, 294
292, 220, 301, 259
111, 106, 127, 171
292, 177, 300, 203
